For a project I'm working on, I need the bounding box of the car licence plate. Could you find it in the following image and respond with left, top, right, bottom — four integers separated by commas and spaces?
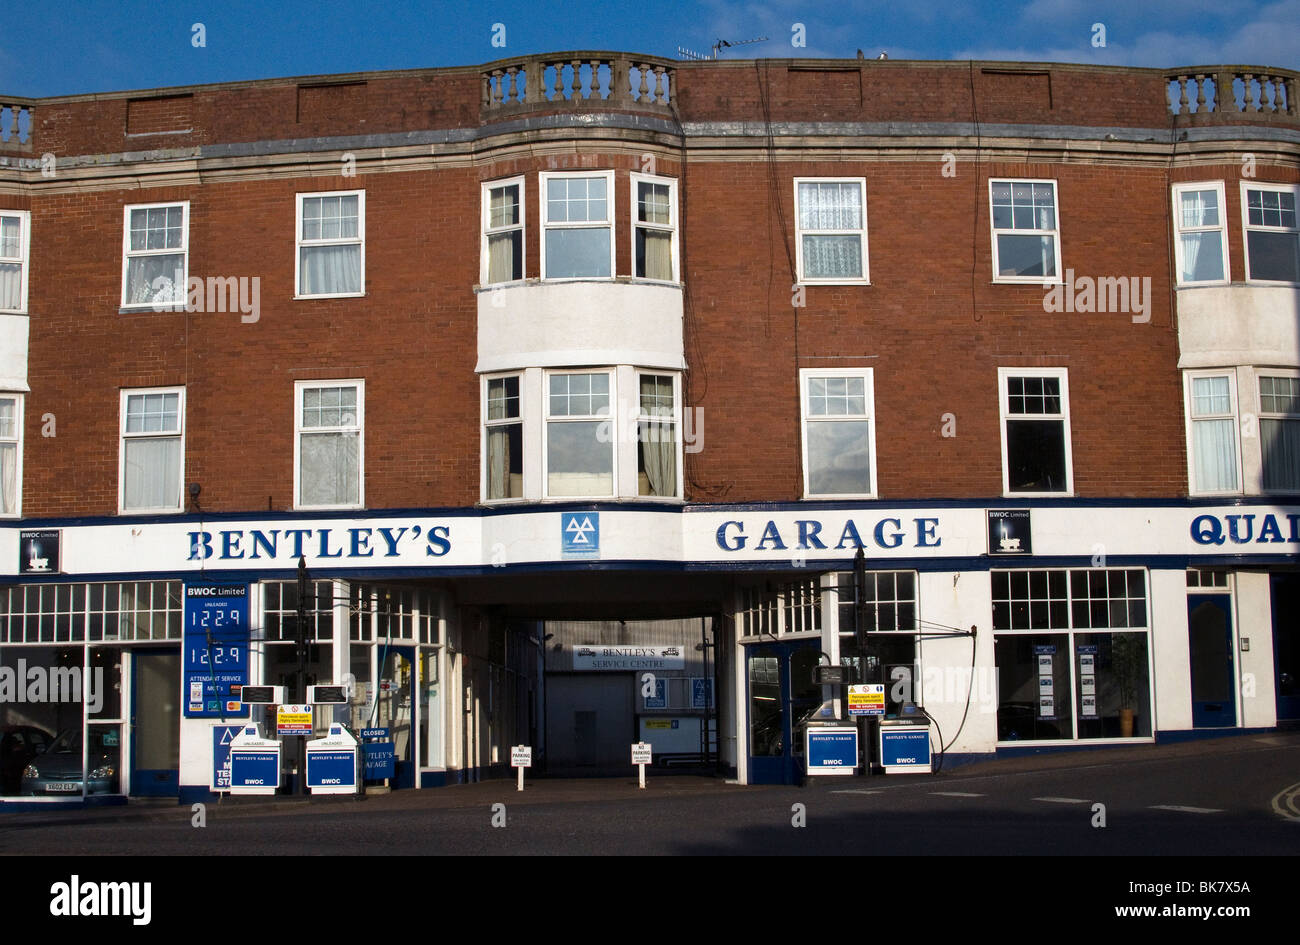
47, 782, 81, 792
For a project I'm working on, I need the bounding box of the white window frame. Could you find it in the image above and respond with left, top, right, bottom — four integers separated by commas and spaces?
1240, 181, 1300, 285
481, 372, 525, 503
543, 368, 615, 499
1183, 370, 1243, 496
793, 178, 869, 285
799, 368, 877, 499
294, 379, 365, 510
0, 210, 31, 314
121, 201, 189, 310
630, 173, 679, 283
989, 178, 1063, 284
998, 367, 1074, 497
481, 177, 525, 285
539, 170, 615, 281
1172, 181, 1230, 286
119, 387, 185, 514
295, 190, 365, 299
635, 370, 683, 500
1257, 369, 1300, 494
0, 392, 22, 517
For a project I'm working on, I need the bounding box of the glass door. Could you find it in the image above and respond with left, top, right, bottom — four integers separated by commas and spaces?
376, 647, 415, 788
129, 649, 179, 795
746, 641, 824, 785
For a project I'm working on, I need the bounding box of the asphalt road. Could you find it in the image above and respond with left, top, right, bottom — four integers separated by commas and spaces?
3, 731, 1297, 857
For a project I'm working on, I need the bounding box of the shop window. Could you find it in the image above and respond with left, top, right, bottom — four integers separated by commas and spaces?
0, 647, 123, 797
1184, 371, 1241, 494
120, 388, 184, 513
482, 177, 524, 284
1172, 182, 1229, 285
296, 190, 364, 297
484, 374, 523, 500
801, 369, 876, 497
632, 174, 678, 281
545, 370, 613, 497
261, 579, 336, 642
993, 569, 1151, 742
0, 393, 21, 515
794, 178, 868, 283
541, 171, 613, 279
737, 578, 822, 637
990, 179, 1061, 282
835, 570, 918, 713
295, 380, 363, 509
999, 368, 1072, 495
0, 209, 30, 313
121, 202, 188, 309
1241, 182, 1299, 284
836, 570, 917, 635
1259, 374, 1300, 492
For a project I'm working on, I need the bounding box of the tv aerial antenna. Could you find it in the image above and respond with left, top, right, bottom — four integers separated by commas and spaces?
676, 36, 769, 61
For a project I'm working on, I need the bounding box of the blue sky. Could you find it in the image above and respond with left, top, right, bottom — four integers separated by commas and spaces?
3, 0, 1296, 96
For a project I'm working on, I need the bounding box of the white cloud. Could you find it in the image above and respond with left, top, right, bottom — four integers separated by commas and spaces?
957, 0, 1299, 69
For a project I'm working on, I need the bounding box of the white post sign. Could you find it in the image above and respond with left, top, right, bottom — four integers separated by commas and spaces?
511, 745, 532, 791
631, 741, 652, 789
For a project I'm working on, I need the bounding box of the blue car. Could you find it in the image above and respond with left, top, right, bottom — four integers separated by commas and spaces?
21, 728, 119, 796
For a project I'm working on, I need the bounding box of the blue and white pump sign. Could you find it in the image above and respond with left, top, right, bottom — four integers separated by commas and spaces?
184, 582, 250, 719
805, 727, 858, 775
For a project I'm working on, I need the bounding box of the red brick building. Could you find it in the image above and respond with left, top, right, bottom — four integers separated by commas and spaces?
0, 54, 1296, 800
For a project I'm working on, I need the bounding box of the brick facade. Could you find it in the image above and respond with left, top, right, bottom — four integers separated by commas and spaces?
6, 56, 1295, 517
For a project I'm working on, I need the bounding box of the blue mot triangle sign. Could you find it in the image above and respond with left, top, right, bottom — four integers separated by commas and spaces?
561, 512, 600, 558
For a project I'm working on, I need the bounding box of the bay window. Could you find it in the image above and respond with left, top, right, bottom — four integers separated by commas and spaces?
0, 394, 21, 515
1172, 182, 1229, 284
0, 210, 29, 313
541, 171, 614, 279
546, 371, 613, 497
482, 367, 683, 502
637, 373, 678, 497
1184, 371, 1241, 494
483, 178, 524, 284
1259, 374, 1300, 492
485, 375, 523, 500
1241, 182, 1299, 284
632, 174, 678, 282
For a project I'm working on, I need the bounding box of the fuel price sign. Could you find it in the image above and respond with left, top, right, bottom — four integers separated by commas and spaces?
183, 583, 250, 719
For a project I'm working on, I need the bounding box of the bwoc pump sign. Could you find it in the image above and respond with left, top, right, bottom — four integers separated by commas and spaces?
183, 583, 250, 719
